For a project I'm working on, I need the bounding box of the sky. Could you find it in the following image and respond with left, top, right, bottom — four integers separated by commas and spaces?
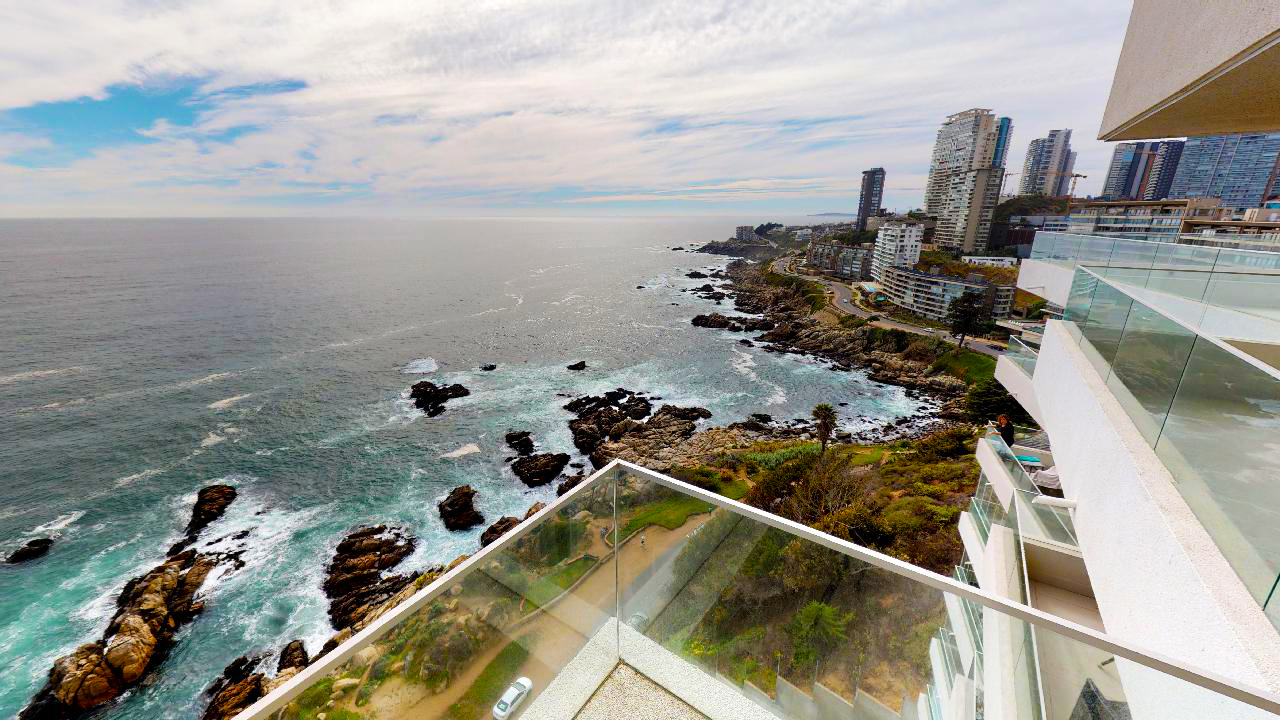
0, 1, 1135, 217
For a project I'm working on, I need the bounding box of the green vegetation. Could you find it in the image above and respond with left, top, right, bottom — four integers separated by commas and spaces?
947, 292, 997, 347
838, 315, 870, 330
788, 601, 854, 669
993, 193, 1069, 223
623, 494, 715, 537
737, 442, 820, 472
828, 228, 878, 245
531, 518, 587, 566
964, 377, 1034, 425
447, 640, 532, 720
524, 555, 596, 607
930, 348, 996, 384
764, 270, 827, 312
811, 403, 837, 454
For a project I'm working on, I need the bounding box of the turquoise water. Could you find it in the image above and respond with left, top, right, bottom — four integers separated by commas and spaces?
0, 217, 926, 718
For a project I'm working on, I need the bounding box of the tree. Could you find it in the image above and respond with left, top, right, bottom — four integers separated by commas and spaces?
947, 291, 993, 349
964, 377, 1033, 425
811, 403, 837, 454
787, 601, 854, 672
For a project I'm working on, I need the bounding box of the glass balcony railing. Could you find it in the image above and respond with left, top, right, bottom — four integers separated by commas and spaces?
231, 460, 1280, 720
982, 434, 1077, 547
1031, 232, 1280, 316
1062, 264, 1280, 628
1006, 335, 1040, 377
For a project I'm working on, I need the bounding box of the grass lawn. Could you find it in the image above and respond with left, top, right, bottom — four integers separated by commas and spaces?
930, 348, 996, 384
837, 445, 886, 466
523, 555, 597, 608
623, 495, 714, 537
447, 639, 533, 720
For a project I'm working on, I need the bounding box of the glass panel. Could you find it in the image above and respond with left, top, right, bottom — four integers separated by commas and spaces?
243, 464, 1280, 720
1104, 301, 1198, 444
274, 478, 618, 720
1062, 269, 1101, 342
1007, 336, 1039, 377
1077, 281, 1135, 379
1155, 338, 1280, 612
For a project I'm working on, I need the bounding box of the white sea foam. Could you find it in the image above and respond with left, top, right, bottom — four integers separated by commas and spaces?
507, 294, 525, 306
0, 366, 85, 385
176, 371, 237, 389
208, 393, 253, 410
440, 443, 481, 459
115, 468, 163, 487
33, 511, 85, 534
402, 357, 439, 374
729, 348, 760, 381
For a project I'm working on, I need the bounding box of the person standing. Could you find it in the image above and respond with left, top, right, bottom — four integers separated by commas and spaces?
996, 414, 1016, 447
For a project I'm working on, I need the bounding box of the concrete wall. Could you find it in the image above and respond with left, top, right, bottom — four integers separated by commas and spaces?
1030, 321, 1280, 715
1015, 259, 1074, 308
1101, 1, 1280, 140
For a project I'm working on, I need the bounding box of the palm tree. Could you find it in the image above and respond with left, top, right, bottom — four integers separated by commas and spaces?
812, 403, 837, 454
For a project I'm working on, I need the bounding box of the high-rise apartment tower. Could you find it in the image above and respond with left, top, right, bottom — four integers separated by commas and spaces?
1019, 129, 1076, 196
856, 168, 886, 232
924, 109, 1010, 253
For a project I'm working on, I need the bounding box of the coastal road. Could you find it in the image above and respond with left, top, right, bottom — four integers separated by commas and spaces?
771, 255, 1003, 358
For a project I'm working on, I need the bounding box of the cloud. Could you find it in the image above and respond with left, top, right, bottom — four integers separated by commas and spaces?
0, 0, 1132, 216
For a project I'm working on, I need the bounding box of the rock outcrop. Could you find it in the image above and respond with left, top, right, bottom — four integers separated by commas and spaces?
589, 405, 712, 469
695, 239, 776, 260
438, 486, 485, 531
276, 640, 310, 672
170, 484, 237, 554
480, 364, 498, 371
557, 474, 586, 496
480, 517, 519, 547
202, 655, 266, 720
504, 430, 535, 456
564, 389, 653, 455
21, 550, 218, 719
323, 526, 419, 630
7, 537, 53, 563
408, 381, 470, 417
21, 486, 239, 720
511, 453, 570, 487
691, 313, 774, 332
566, 360, 588, 371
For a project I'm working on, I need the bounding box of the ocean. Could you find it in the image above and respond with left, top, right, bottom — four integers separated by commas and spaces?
0, 217, 925, 719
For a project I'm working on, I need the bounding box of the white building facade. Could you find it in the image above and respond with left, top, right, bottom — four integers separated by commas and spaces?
871, 220, 924, 282
925, 109, 1011, 253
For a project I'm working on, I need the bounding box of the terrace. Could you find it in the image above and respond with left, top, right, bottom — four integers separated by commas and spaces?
231, 461, 1280, 720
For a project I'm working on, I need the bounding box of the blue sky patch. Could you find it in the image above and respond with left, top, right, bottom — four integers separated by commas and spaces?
2, 77, 305, 167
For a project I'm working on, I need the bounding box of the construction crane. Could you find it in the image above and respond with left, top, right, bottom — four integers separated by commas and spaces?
999, 171, 1023, 197
1063, 173, 1088, 217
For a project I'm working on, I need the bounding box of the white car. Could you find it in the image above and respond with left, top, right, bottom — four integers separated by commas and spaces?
493, 677, 533, 719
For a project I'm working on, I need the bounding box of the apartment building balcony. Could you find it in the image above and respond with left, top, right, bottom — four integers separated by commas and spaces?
228, 460, 1277, 720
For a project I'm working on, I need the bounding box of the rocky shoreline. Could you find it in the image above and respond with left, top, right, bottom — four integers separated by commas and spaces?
21, 485, 242, 720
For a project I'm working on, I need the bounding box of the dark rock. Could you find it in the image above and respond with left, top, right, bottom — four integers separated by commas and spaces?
276, 640, 310, 672
504, 430, 535, 456
671, 246, 684, 251
569, 462, 585, 469
587, 405, 712, 468
21, 551, 219, 720
511, 453, 570, 487
323, 526, 419, 630
480, 364, 498, 371
438, 486, 485, 531
686, 271, 709, 279
636, 285, 645, 289
524, 502, 547, 520
202, 655, 266, 720
7, 537, 53, 564
557, 474, 586, 496
738, 339, 754, 346
480, 517, 519, 547
564, 389, 653, 455
691, 313, 733, 329
749, 413, 773, 424
408, 381, 470, 417
170, 484, 238, 556
567, 361, 588, 371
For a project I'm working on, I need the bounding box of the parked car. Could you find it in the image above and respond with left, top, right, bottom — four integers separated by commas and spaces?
492, 677, 533, 719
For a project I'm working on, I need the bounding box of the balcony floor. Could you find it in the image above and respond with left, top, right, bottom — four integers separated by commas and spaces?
574, 663, 708, 720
